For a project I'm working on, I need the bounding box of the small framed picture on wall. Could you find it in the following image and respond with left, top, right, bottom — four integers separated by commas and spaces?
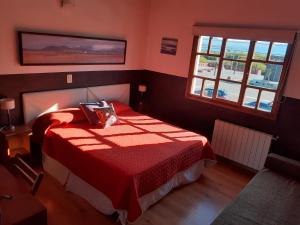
160, 38, 178, 56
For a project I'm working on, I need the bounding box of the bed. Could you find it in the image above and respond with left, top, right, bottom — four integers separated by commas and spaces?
23, 84, 216, 224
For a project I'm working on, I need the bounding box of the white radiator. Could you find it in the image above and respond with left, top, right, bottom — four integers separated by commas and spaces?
211, 119, 272, 170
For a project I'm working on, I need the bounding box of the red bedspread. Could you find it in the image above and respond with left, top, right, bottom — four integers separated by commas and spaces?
41, 106, 215, 222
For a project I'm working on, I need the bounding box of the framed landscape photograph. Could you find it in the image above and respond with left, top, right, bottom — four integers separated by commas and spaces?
160, 38, 178, 55
18, 32, 127, 65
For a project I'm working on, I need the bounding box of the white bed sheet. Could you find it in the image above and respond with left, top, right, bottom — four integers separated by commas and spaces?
43, 152, 209, 224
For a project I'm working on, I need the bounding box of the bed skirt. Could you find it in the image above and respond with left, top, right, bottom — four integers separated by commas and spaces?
43, 152, 213, 224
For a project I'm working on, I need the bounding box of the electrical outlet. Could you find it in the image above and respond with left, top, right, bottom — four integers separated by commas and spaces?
66, 74, 72, 84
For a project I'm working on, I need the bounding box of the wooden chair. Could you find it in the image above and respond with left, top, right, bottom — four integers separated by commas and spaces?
12, 154, 44, 195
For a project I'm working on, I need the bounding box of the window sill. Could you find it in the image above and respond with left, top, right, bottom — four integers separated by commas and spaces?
185, 92, 278, 120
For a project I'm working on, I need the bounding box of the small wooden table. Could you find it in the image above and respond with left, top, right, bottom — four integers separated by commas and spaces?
0, 165, 47, 225
0, 126, 32, 162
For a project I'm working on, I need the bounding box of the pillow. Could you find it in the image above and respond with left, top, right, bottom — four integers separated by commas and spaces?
32, 108, 87, 144
79, 101, 108, 125
107, 100, 131, 114
80, 101, 118, 127
94, 103, 118, 128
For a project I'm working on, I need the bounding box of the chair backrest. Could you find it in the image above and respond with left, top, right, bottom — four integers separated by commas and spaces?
13, 154, 44, 195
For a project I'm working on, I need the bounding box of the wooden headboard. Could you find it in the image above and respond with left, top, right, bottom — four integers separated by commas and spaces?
22, 83, 130, 124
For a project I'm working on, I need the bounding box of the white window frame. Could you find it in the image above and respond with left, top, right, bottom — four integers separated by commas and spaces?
186, 25, 297, 119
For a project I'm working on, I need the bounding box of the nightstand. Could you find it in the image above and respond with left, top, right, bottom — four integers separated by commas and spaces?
0, 125, 32, 162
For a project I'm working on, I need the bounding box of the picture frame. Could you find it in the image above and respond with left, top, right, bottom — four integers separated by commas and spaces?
18, 31, 127, 65
160, 38, 178, 56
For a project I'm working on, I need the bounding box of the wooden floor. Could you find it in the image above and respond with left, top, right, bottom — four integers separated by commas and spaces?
35, 161, 254, 225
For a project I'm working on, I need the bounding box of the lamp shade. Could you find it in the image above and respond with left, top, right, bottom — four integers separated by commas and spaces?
0, 98, 15, 110
138, 85, 147, 93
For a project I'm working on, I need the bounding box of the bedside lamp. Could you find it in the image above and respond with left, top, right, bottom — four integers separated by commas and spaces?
138, 85, 147, 112
138, 84, 147, 103
0, 98, 15, 131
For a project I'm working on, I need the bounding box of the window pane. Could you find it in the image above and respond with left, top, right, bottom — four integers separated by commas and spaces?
258, 91, 275, 112
253, 41, 270, 61
209, 37, 223, 55
190, 77, 203, 96
224, 39, 250, 61
269, 42, 288, 62
248, 62, 283, 90
202, 80, 215, 98
243, 88, 259, 109
221, 60, 246, 82
217, 81, 240, 102
194, 55, 219, 79
197, 36, 210, 53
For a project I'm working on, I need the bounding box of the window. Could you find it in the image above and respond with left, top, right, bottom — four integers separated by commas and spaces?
187, 26, 295, 119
